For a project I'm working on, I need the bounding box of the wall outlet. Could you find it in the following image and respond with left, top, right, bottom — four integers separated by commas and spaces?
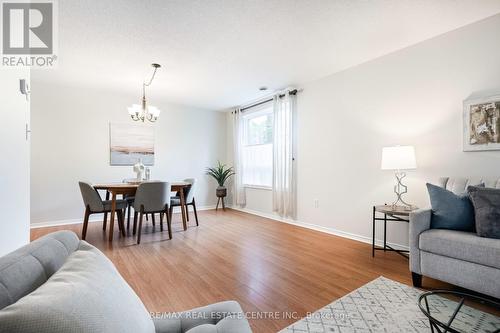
314, 199, 319, 208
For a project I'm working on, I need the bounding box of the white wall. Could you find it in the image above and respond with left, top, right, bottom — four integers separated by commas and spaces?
30, 81, 226, 225
227, 14, 500, 247
0, 68, 30, 255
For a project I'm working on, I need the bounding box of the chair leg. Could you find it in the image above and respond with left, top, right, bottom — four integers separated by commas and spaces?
160, 212, 164, 232
137, 208, 144, 244
117, 209, 126, 237
103, 191, 110, 230
146, 214, 149, 221
192, 199, 199, 226
169, 206, 173, 222
82, 206, 90, 240
185, 204, 189, 222
133, 211, 138, 235
166, 206, 172, 239
116, 211, 121, 232
127, 204, 131, 230
152, 213, 156, 226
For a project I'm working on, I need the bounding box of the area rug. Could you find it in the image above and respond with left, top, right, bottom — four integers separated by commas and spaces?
279, 276, 499, 333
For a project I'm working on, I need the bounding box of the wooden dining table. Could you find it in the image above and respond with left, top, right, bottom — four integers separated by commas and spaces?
93, 181, 191, 241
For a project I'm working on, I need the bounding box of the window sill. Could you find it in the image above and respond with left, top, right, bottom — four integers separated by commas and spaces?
244, 185, 272, 191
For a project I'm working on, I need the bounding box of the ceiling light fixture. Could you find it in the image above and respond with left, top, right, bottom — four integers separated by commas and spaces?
128, 63, 161, 122
259, 86, 268, 91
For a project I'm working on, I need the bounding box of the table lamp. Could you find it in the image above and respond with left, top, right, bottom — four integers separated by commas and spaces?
381, 145, 417, 209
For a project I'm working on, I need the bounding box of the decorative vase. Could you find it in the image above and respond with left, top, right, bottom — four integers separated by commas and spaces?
216, 186, 227, 198
133, 158, 145, 181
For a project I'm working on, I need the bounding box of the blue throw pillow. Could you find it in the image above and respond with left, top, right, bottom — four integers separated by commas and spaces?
426, 183, 475, 231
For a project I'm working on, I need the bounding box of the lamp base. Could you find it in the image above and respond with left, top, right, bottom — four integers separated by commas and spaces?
392, 172, 414, 210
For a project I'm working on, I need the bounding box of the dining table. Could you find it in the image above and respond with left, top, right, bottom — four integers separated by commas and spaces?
93, 181, 191, 241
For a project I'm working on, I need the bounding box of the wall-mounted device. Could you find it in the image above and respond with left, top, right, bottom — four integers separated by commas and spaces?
19, 79, 30, 101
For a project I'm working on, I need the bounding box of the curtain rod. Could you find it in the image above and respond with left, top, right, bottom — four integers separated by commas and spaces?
239, 89, 298, 112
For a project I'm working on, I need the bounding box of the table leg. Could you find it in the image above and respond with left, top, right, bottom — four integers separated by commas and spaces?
383, 213, 387, 251
108, 192, 117, 242
179, 187, 187, 231
372, 206, 375, 257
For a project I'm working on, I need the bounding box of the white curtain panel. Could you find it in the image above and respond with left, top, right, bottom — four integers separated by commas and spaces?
272, 92, 297, 218
232, 108, 246, 206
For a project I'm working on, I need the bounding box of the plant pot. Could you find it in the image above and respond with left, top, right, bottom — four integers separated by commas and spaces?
216, 186, 227, 198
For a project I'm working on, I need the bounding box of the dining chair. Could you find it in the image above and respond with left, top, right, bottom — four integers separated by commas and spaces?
78, 182, 128, 240
121, 179, 136, 230
120, 180, 156, 229
170, 178, 198, 226
132, 182, 172, 244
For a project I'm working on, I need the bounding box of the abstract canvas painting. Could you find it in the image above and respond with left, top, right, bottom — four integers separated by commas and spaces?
463, 94, 500, 151
110, 123, 155, 165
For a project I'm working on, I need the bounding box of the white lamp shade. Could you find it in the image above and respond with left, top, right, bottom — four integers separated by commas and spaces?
127, 104, 142, 115
381, 146, 417, 170
148, 105, 160, 117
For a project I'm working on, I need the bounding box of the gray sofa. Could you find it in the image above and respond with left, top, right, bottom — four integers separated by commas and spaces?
0, 231, 252, 333
409, 177, 500, 299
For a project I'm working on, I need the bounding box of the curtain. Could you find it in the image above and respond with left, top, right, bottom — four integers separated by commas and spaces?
272, 92, 297, 218
232, 108, 246, 206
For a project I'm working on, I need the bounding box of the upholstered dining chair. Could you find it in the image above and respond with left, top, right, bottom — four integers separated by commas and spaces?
78, 182, 128, 240
121, 179, 136, 230
132, 182, 172, 244
119, 180, 155, 230
170, 178, 199, 226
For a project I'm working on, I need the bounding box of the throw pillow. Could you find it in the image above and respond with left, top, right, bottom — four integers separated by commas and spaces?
467, 186, 500, 239
426, 183, 475, 231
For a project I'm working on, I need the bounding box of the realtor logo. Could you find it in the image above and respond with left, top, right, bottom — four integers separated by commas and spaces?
1, 0, 57, 67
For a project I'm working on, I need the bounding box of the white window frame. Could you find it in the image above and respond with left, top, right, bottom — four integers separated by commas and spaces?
241, 102, 273, 189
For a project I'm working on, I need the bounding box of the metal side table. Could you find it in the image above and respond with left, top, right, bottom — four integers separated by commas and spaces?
372, 204, 417, 258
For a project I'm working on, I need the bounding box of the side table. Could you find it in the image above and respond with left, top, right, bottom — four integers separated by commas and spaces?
372, 205, 418, 258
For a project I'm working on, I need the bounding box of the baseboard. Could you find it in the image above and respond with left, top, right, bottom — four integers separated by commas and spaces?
229, 206, 409, 251
30, 205, 217, 229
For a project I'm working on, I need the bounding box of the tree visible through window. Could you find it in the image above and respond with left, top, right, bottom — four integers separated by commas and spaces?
242, 104, 273, 187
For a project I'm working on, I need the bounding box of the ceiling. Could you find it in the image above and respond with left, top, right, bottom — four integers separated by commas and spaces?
34, 0, 500, 110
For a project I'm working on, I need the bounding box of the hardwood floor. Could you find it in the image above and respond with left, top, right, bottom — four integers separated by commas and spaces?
31, 209, 452, 332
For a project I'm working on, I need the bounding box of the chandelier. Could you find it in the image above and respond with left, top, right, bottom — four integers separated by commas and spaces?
128, 63, 161, 122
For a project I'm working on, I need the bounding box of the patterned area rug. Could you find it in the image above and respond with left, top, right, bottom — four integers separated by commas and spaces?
279, 276, 500, 333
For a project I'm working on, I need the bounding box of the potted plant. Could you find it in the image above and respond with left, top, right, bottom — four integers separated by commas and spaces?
206, 161, 235, 200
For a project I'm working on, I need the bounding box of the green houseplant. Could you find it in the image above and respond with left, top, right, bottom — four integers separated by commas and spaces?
206, 161, 235, 199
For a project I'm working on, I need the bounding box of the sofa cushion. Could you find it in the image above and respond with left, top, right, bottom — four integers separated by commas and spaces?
152, 301, 252, 333
0, 231, 80, 311
419, 229, 500, 269
427, 183, 475, 231
467, 186, 500, 239
0, 241, 155, 333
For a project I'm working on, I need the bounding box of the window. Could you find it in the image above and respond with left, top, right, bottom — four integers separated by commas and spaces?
242, 103, 273, 188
